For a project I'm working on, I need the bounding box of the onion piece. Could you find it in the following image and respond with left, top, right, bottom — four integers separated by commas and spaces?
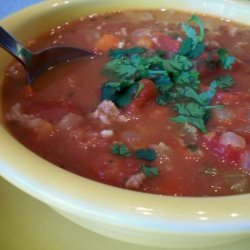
57, 113, 84, 130
219, 132, 246, 149
242, 151, 250, 170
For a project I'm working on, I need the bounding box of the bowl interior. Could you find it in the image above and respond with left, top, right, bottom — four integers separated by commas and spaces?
1, 0, 250, 236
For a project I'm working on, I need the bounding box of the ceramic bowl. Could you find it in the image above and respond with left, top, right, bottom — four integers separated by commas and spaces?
1, 0, 250, 249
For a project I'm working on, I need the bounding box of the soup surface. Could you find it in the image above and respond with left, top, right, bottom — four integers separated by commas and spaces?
2, 10, 250, 196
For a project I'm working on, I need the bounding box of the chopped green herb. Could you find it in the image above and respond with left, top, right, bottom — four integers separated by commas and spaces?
111, 143, 131, 157
103, 58, 139, 81
179, 38, 205, 59
216, 48, 236, 70
178, 38, 193, 55
156, 94, 169, 106
187, 14, 205, 42
155, 76, 173, 94
179, 15, 205, 59
206, 49, 235, 71
171, 102, 207, 132
101, 81, 137, 107
188, 42, 205, 59
135, 148, 157, 161
163, 55, 193, 74
141, 164, 159, 177
173, 70, 200, 87
212, 75, 234, 90
176, 80, 218, 107
109, 47, 147, 59
101, 14, 236, 132
135, 82, 145, 98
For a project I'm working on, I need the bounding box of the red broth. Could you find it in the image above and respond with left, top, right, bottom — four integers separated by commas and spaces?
2, 10, 250, 196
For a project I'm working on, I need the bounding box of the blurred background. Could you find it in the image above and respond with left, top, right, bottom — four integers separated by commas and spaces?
0, 0, 42, 19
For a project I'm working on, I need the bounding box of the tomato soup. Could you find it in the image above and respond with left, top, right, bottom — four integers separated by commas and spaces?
2, 10, 250, 196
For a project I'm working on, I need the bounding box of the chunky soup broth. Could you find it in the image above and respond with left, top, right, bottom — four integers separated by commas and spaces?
2, 10, 250, 196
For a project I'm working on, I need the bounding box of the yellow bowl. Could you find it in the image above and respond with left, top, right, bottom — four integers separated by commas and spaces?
1, 0, 250, 249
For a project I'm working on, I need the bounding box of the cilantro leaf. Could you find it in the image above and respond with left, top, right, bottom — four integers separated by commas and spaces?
109, 47, 147, 59
217, 48, 236, 70
176, 84, 217, 107
199, 81, 217, 105
103, 57, 139, 81
181, 23, 197, 48
188, 15, 205, 42
212, 75, 234, 89
176, 87, 201, 103
163, 55, 193, 74
135, 148, 157, 161
173, 70, 200, 88
179, 15, 205, 59
115, 84, 137, 107
188, 42, 205, 59
156, 94, 169, 106
101, 82, 121, 101
155, 75, 173, 95
171, 103, 207, 132
101, 81, 137, 107
179, 39, 205, 59
135, 82, 145, 98
178, 38, 193, 56
143, 55, 165, 68
141, 164, 159, 177
111, 143, 131, 157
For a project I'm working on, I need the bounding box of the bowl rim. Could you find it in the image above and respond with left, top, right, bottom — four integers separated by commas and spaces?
1, 0, 250, 235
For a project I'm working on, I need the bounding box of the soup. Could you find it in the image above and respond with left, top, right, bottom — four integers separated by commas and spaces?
2, 10, 250, 196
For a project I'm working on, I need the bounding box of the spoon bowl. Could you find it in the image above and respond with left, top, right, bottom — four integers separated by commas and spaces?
0, 26, 93, 84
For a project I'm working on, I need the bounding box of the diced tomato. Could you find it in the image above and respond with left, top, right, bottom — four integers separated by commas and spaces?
23, 85, 34, 98
153, 33, 180, 52
126, 79, 157, 111
94, 34, 119, 52
231, 59, 242, 71
203, 131, 245, 166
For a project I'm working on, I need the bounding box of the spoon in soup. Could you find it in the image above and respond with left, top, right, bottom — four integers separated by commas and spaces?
0, 26, 94, 84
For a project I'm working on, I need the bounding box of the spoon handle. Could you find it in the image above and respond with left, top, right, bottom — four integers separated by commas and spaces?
0, 26, 32, 68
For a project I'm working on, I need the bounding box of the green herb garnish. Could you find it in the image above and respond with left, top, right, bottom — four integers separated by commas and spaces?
216, 48, 236, 70
179, 15, 205, 59
109, 47, 147, 59
212, 75, 234, 90
101, 14, 236, 132
111, 143, 131, 157
207, 49, 236, 71
135, 148, 157, 161
135, 82, 145, 98
171, 102, 207, 132
141, 164, 159, 177
101, 81, 137, 107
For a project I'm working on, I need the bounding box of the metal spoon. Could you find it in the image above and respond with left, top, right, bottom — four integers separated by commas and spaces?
0, 26, 93, 84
